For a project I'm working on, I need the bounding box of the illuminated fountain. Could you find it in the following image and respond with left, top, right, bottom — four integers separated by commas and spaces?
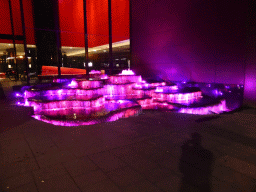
15, 69, 231, 126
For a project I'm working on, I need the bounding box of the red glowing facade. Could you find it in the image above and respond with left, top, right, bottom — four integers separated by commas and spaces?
1, 0, 129, 47
58, 0, 129, 47
0, 0, 35, 44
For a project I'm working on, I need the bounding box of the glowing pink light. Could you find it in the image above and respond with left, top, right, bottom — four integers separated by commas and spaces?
101, 75, 108, 79
24, 99, 29, 106
172, 85, 178, 90
119, 69, 135, 75
178, 99, 228, 115
57, 89, 63, 95
16, 93, 21, 97
68, 80, 78, 88
155, 87, 164, 93
89, 70, 101, 74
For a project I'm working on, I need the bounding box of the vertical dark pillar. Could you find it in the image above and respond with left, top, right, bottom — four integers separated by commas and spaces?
33, 0, 59, 76
53, 0, 62, 77
129, 0, 132, 71
83, 0, 89, 77
19, 0, 30, 85
8, 0, 18, 80
108, 0, 113, 75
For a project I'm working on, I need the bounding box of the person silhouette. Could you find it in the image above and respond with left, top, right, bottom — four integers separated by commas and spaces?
179, 132, 213, 192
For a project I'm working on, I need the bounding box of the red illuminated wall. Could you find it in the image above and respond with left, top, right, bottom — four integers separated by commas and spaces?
0, 0, 35, 44
41, 66, 86, 75
58, 0, 129, 48
87, 0, 109, 48
112, 0, 130, 43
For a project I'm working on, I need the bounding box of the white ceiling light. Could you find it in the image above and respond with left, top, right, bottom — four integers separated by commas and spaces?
88, 62, 93, 67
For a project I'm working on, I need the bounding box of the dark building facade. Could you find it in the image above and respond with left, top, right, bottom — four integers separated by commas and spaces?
130, 0, 255, 107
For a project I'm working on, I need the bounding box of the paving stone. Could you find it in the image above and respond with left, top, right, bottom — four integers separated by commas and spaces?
0, 127, 23, 142
73, 170, 108, 190
62, 156, 98, 177
121, 154, 159, 173
123, 180, 162, 192
36, 150, 77, 168
212, 163, 256, 191
0, 138, 34, 165
33, 163, 67, 182
106, 166, 144, 187
35, 174, 80, 192
217, 155, 256, 179
156, 174, 185, 192
110, 145, 137, 159
142, 167, 175, 184
83, 140, 110, 155
0, 172, 34, 191
25, 136, 58, 157
211, 177, 242, 192
83, 179, 121, 192
1, 93, 256, 191
128, 140, 160, 159
0, 159, 39, 180
12, 182, 38, 192
216, 142, 256, 166
89, 151, 127, 172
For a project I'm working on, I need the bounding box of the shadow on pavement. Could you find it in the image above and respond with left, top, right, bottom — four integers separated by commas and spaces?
179, 132, 213, 192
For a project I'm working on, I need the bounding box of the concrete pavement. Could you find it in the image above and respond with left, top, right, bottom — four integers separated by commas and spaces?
1, 79, 256, 191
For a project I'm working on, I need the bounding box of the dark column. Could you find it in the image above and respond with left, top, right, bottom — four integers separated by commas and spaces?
52, 0, 62, 77
129, 0, 132, 71
83, 0, 89, 77
33, 0, 59, 76
108, 0, 113, 75
8, 0, 18, 80
19, 0, 30, 85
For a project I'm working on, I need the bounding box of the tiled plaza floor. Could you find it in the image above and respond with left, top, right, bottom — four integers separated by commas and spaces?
1, 79, 256, 191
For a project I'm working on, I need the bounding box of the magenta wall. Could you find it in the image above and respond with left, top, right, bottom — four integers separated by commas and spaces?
131, 0, 255, 106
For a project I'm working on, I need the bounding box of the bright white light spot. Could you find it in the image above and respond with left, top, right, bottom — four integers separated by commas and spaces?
29, 64, 32, 68
119, 69, 135, 75
8, 65, 11, 68
68, 80, 78, 88
88, 62, 93, 67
